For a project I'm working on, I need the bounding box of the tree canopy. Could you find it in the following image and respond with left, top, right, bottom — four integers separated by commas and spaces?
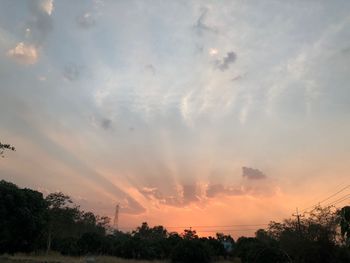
0, 142, 15, 157
0, 179, 349, 262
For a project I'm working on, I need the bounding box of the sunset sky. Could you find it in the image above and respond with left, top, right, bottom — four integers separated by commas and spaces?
1, 0, 350, 237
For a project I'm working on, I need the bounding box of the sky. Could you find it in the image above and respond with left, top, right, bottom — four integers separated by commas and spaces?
1, 0, 350, 237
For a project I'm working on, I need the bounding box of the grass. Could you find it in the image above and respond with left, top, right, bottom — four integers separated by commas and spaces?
1, 254, 161, 263
0, 254, 241, 263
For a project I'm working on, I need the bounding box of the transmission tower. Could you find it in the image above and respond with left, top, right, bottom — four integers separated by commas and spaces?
113, 203, 120, 230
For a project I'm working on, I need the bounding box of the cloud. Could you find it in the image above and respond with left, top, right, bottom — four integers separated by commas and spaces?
206, 177, 276, 199
40, 0, 54, 15
183, 184, 200, 203
140, 187, 183, 207
122, 196, 146, 214
145, 64, 156, 75
76, 12, 96, 29
231, 73, 246, 82
29, 0, 54, 15
27, 0, 54, 45
209, 48, 218, 56
63, 63, 81, 81
139, 184, 200, 208
194, 7, 218, 35
206, 167, 273, 198
215, 52, 237, 71
206, 184, 243, 198
242, 167, 266, 180
101, 118, 112, 130
7, 42, 38, 64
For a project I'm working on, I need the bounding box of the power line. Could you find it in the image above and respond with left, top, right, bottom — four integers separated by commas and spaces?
302, 184, 350, 212
332, 196, 350, 207
326, 194, 350, 207
194, 229, 259, 232
164, 224, 269, 228
117, 223, 269, 230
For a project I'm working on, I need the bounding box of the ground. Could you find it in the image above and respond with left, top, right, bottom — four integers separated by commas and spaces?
0, 254, 241, 263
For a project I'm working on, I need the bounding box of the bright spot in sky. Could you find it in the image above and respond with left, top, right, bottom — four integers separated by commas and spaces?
41, 0, 54, 15
209, 48, 218, 56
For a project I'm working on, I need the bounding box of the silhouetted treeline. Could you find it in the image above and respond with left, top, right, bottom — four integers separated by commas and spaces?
1, 179, 350, 263
0, 180, 233, 262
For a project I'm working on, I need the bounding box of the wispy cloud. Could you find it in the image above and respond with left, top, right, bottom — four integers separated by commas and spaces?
194, 7, 218, 35
76, 12, 96, 29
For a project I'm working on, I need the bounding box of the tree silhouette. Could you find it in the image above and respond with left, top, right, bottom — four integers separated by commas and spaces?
0, 141, 15, 157
340, 206, 350, 247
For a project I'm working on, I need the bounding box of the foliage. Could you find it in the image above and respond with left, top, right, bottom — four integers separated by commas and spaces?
233, 205, 350, 263
340, 206, 350, 246
0, 142, 15, 157
0, 180, 47, 253
171, 239, 212, 263
1, 179, 350, 263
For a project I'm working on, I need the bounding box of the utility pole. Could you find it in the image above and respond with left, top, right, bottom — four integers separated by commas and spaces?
292, 207, 304, 236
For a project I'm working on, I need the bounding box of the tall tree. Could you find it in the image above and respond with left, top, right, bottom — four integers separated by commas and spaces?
0, 180, 47, 253
45, 192, 79, 254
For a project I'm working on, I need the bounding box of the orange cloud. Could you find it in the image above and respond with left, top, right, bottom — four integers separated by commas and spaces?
7, 42, 38, 65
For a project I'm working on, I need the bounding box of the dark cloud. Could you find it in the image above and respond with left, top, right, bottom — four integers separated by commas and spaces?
216, 52, 237, 71
63, 63, 81, 81
27, 0, 54, 46
242, 166, 266, 180
194, 7, 218, 35
139, 184, 200, 207
76, 12, 96, 29
231, 73, 247, 82
231, 75, 242, 81
206, 184, 243, 198
183, 184, 200, 203
145, 64, 156, 75
101, 118, 112, 130
140, 187, 183, 207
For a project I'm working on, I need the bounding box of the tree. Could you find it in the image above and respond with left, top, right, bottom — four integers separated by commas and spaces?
340, 206, 350, 247
0, 142, 15, 157
171, 239, 212, 263
264, 206, 342, 263
0, 180, 47, 253
45, 192, 79, 254
130, 222, 169, 259
216, 232, 235, 255
182, 229, 198, 240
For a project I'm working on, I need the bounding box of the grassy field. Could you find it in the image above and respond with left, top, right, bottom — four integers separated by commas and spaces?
0, 254, 241, 263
